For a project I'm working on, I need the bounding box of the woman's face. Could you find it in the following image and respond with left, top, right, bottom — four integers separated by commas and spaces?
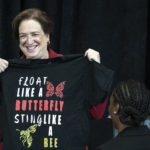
109, 96, 115, 119
109, 95, 119, 128
19, 19, 49, 59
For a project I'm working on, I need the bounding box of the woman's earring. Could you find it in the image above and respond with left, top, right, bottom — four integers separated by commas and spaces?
113, 111, 117, 114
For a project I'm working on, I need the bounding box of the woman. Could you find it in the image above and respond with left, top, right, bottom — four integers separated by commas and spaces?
0, 8, 100, 71
96, 80, 150, 150
0, 8, 111, 150
0, 8, 106, 119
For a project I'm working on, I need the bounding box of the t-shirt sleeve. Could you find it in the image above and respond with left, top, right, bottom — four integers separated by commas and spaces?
87, 61, 114, 106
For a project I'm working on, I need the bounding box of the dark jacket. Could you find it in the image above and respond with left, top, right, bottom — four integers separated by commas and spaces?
96, 125, 150, 150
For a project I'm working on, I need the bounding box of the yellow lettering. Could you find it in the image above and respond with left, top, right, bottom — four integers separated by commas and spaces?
43, 138, 58, 148
44, 138, 48, 148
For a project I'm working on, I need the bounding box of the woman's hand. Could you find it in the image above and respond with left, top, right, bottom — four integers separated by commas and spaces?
0, 58, 9, 73
84, 48, 101, 63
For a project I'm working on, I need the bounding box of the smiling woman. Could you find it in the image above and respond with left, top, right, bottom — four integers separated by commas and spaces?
0, 8, 101, 72
18, 20, 49, 59
0, 8, 112, 150
11, 8, 52, 59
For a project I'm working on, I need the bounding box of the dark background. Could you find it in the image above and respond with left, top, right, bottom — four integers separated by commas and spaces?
0, 0, 150, 149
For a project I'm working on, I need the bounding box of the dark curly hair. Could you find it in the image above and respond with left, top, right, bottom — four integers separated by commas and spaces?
112, 80, 150, 126
12, 8, 53, 41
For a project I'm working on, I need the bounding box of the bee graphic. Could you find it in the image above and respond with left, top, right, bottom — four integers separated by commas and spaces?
16, 124, 38, 148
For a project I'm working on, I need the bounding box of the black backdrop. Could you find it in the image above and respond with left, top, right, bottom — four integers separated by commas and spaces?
0, 0, 150, 149
0, 0, 149, 86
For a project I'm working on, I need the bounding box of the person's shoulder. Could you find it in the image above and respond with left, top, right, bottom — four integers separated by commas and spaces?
96, 136, 125, 150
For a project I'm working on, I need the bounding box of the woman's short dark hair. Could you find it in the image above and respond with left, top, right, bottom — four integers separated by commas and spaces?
12, 8, 53, 40
112, 80, 150, 126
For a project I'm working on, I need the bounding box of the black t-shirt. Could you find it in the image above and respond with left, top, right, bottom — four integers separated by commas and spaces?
0, 55, 114, 150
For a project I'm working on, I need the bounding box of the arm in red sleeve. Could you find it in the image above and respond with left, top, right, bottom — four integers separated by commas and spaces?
90, 98, 108, 120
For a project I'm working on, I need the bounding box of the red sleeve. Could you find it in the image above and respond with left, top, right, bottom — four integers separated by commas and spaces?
0, 142, 2, 150
48, 49, 63, 58
86, 145, 88, 150
90, 98, 108, 120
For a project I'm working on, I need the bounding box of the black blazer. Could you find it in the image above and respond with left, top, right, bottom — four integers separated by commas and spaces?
96, 125, 150, 150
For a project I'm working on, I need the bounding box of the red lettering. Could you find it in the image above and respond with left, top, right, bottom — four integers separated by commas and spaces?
50, 100, 54, 111
15, 100, 20, 111
44, 100, 49, 111
28, 100, 32, 111
39, 100, 43, 111
60, 101, 64, 112
55, 100, 58, 111
33, 100, 38, 111
22, 100, 27, 111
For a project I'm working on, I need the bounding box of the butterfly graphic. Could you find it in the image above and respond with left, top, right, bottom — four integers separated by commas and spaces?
16, 124, 38, 148
46, 81, 66, 98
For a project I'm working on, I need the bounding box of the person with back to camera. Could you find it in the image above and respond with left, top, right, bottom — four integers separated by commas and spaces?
0, 8, 113, 150
96, 80, 150, 150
